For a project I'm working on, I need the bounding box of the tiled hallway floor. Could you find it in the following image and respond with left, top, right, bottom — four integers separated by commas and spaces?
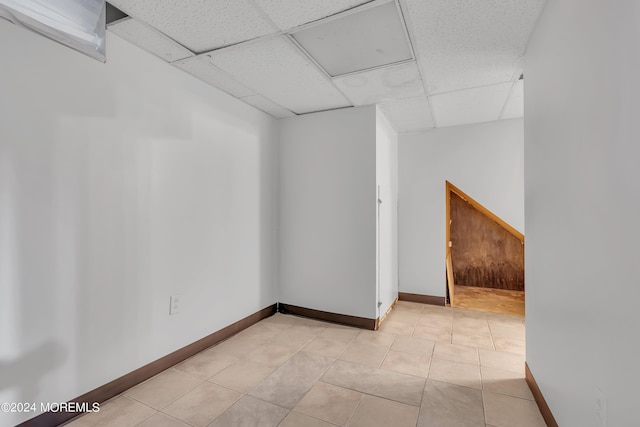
66, 302, 545, 427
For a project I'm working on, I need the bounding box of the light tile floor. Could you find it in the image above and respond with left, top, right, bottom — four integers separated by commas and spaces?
66, 302, 545, 427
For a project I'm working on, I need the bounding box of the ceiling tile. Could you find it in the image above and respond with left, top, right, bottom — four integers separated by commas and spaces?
108, 17, 194, 62
333, 61, 424, 106
107, 0, 276, 53
430, 82, 513, 128
501, 80, 524, 119
240, 95, 296, 118
173, 56, 255, 98
291, 1, 412, 77
253, 0, 371, 31
401, 0, 545, 94
208, 36, 351, 114
378, 95, 434, 133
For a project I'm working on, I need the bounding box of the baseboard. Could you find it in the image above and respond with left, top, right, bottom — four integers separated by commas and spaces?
19, 304, 277, 427
278, 303, 376, 330
525, 362, 559, 427
398, 292, 446, 306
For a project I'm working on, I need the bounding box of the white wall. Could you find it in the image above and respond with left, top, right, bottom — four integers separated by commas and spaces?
278, 106, 377, 319
398, 119, 524, 297
0, 21, 278, 425
524, 1, 640, 425
376, 109, 399, 317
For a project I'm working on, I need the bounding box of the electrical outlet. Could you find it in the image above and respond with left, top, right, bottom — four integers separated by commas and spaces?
169, 295, 181, 315
595, 387, 607, 427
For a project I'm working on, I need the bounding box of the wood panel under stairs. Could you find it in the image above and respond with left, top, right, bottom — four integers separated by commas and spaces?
453, 285, 524, 316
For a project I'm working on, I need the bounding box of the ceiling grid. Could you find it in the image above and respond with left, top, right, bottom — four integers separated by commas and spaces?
106, 0, 545, 131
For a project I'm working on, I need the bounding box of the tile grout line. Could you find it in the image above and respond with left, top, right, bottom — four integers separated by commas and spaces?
343, 394, 366, 427
73, 308, 532, 427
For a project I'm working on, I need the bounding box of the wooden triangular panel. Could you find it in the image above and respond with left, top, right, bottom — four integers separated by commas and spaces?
446, 182, 524, 292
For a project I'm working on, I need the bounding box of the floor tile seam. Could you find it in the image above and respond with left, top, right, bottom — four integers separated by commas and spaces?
380, 324, 419, 337
431, 355, 480, 367
283, 381, 335, 426
454, 331, 496, 351
255, 342, 306, 370
377, 359, 431, 380
426, 335, 436, 379
487, 325, 526, 340
408, 321, 417, 337
122, 392, 169, 413
197, 377, 248, 398
78, 394, 151, 426
481, 390, 531, 426
479, 382, 535, 402
215, 356, 276, 375
376, 331, 396, 369
205, 364, 259, 410
127, 367, 200, 389
435, 339, 481, 352
128, 406, 160, 427
319, 376, 423, 409
275, 353, 336, 410
328, 331, 359, 360
125, 373, 204, 411
415, 373, 429, 426
388, 342, 436, 360
425, 375, 483, 393
245, 394, 294, 412
342, 394, 366, 427
481, 389, 538, 403
357, 390, 423, 409
286, 410, 343, 427
485, 388, 536, 402
174, 359, 238, 381
154, 410, 199, 427
479, 364, 526, 378
480, 377, 489, 425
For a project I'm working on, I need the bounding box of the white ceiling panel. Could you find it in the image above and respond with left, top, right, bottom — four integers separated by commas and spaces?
173, 56, 255, 98
208, 36, 351, 114
378, 95, 434, 133
401, 0, 545, 94
253, 0, 371, 31
430, 82, 513, 128
240, 95, 296, 118
291, 1, 412, 77
108, 18, 194, 63
501, 80, 524, 119
107, 0, 276, 53
333, 61, 424, 106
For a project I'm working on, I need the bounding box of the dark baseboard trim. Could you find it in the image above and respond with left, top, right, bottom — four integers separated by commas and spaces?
19, 304, 277, 427
525, 362, 559, 427
278, 303, 376, 330
398, 292, 446, 306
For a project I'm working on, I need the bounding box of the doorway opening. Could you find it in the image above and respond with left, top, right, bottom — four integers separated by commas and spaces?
445, 181, 524, 316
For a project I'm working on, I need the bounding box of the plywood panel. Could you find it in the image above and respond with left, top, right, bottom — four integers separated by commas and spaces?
450, 191, 524, 291
453, 285, 524, 316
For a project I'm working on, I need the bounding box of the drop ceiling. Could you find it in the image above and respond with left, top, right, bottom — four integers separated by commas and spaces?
107, 0, 545, 133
